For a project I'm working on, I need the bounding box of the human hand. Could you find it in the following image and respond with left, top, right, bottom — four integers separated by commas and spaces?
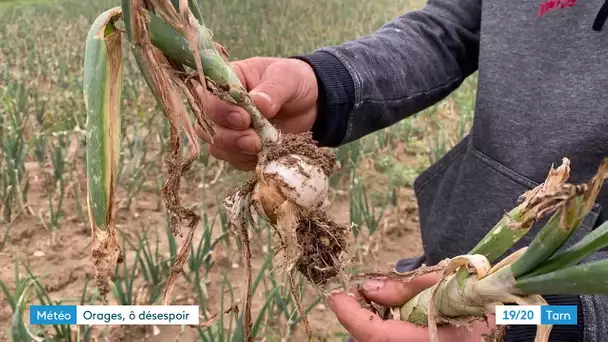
326, 272, 496, 342
196, 57, 319, 170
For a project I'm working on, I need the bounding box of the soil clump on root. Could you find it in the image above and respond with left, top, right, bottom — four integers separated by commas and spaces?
91, 230, 123, 302
259, 132, 350, 286
262, 132, 336, 175
293, 211, 349, 286
224, 131, 352, 341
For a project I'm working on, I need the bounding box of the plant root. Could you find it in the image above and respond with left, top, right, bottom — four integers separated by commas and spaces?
187, 304, 239, 329
236, 204, 254, 342
224, 181, 255, 341
224, 132, 350, 341
271, 202, 348, 341
289, 268, 312, 340
292, 211, 349, 286
91, 228, 123, 303
161, 126, 202, 305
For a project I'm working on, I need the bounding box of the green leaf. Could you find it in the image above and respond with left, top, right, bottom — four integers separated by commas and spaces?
521, 220, 608, 278
83, 7, 123, 232
516, 259, 608, 295
511, 197, 584, 278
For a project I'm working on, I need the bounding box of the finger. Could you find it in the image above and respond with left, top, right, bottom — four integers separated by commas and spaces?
196, 83, 252, 131
230, 59, 256, 90
248, 62, 300, 119
328, 289, 496, 342
326, 290, 431, 342
360, 272, 442, 307
208, 99, 251, 130
207, 144, 257, 163
194, 61, 250, 131
208, 145, 257, 168
231, 159, 258, 171
197, 124, 262, 156
209, 148, 257, 171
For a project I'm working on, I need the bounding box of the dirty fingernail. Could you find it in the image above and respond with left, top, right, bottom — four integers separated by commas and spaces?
362, 279, 386, 292
237, 135, 260, 154
226, 112, 243, 128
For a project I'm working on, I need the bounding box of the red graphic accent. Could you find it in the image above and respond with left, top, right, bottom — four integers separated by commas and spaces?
537, 0, 576, 17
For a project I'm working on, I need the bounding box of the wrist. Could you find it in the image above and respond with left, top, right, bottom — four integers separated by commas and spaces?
290, 51, 355, 147
290, 58, 321, 129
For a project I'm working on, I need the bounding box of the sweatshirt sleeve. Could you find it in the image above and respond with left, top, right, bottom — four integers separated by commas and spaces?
292, 0, 481, 147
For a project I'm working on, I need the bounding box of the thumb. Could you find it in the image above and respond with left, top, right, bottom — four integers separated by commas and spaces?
248, 63, 296, 119
360, 272, 442, 307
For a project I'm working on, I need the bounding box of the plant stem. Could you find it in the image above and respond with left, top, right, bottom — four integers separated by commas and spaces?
469, 158, 572, 263
510, 204, 580, 279
521, 220, 608, 278
240, 95, 279, 146
468, 207, 528, 263
511, 158, 608, 278
515, 258, 608, 295
144, 9, 279, 146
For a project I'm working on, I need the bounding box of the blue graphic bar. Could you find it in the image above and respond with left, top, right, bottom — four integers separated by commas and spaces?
496, 305, 578, 325
540, 305, 578, 325
28, 305, 199, 325
30, 305, 77, 325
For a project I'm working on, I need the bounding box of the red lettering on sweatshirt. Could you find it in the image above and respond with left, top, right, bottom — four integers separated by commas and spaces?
537, 0, 576, 17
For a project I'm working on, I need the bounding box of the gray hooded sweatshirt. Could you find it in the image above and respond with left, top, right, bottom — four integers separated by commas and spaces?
295, 0, 608, 341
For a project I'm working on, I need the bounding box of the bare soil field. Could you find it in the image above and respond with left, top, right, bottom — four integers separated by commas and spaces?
0, 150, 425, 341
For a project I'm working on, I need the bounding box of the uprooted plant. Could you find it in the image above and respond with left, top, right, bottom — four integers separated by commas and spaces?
353, 157, 608, 342
83, 0, 348, 339
83, 1, 608, 341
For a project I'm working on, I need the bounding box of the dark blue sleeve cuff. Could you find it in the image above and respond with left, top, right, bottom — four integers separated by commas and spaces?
504, 295, 584, 342
291, 51, 355, 147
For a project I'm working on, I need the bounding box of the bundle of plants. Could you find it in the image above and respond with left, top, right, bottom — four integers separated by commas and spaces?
353, 157, 608, 342
83, 0, 348, 339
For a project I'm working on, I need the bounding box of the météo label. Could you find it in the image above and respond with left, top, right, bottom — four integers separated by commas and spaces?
495, 305, 578, 325
30, 305, 199, 325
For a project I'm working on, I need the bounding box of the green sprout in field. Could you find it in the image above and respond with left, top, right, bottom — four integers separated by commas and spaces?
0, 81, 33, 224
1, 259, 98, 341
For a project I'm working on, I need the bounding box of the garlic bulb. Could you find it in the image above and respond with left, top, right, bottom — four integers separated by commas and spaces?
252, 154, 329, 221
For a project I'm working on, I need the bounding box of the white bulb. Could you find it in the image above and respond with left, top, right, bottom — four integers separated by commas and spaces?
261, 154, 328, 211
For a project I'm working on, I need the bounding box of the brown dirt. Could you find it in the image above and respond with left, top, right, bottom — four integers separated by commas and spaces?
253, 131, 350, 287
263, 132, 336, 176
294, 211, 349, 286
239, 131, 353, 339
0, 152, 424, 341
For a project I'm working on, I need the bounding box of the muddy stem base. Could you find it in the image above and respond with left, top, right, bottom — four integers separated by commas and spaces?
91, 228, 123, 304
